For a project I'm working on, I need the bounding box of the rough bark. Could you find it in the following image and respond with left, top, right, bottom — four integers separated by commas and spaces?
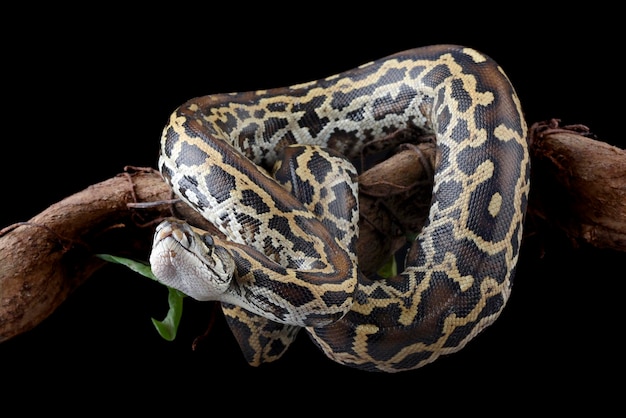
0, 168, 214, 343
528, 120, 626, 251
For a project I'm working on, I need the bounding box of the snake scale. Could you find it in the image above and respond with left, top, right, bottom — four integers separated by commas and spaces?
149, 44, 530, 372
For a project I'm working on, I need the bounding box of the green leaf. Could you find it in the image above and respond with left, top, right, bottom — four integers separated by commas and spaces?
96, 254, 156, 280
151, 287, 185, 341
377, 255, 397, 278
96, 253, 185, 341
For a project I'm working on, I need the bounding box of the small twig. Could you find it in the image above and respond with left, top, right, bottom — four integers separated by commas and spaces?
529, 118, 594, 147
126, 199, 181, 209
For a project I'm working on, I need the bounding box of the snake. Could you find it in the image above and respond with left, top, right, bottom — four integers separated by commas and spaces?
149, 44, 530, 373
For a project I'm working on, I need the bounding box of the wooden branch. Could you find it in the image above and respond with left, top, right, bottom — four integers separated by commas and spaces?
356, 142, 435, 275
0, 169, 213, 343
1, 121, 624, 344
528, 120, 626, 250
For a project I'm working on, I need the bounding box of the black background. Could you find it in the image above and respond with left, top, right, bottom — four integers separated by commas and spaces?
2, 6, 623, 412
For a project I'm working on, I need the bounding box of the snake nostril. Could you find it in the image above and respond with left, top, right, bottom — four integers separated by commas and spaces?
171, 228, 188, 245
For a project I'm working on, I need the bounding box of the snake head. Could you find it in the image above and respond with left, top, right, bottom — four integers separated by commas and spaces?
149, 218, 236, 301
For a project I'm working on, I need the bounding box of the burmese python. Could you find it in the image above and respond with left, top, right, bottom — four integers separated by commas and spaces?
149, 44, 530, 372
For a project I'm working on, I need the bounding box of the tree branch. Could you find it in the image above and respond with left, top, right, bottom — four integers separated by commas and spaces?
1, 121, 624, 343
528, 119, 626, 251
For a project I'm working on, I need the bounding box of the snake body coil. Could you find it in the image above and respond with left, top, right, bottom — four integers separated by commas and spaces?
150, 44, 530, 372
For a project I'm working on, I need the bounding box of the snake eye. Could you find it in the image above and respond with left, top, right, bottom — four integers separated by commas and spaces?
202, 234, 215, 257
201, 234, 214, 248
201, 234, 214, 257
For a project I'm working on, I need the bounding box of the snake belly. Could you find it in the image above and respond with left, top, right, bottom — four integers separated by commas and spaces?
152, 44, 530, 372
